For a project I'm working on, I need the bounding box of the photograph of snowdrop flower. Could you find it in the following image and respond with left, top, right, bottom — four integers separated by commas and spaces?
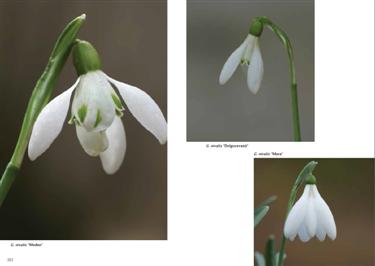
0, 1, 167, 240
187, 0, 314, 141
254, 159, 374, 266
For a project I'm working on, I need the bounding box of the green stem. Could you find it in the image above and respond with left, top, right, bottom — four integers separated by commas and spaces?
277, 161, 318, 266
0, 14, 86, 207
257, 17, 302, 141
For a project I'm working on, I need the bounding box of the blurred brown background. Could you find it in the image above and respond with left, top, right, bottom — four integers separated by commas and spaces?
255, 159, 374, 266
187, 0, 314, 141
0, 0, 167, 240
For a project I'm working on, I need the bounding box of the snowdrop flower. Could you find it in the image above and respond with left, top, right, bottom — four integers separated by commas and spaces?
219, 19, 264, 94
283, 177, 336, 242
28, 40, 167, 174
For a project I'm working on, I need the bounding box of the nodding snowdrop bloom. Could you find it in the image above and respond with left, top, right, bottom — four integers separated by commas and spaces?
28, 40, 167, 174
219, 20, 264, 94
283, 177, 336, 242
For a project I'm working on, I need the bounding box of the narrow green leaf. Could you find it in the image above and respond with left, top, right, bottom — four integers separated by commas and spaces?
265, 235, 276, 266
255, 251, 266, 266
259, 195, 277, 207
255, 195, 276, 227
275, 252, 287, 266
254, 206, 269, 227
255, 195, 277, 214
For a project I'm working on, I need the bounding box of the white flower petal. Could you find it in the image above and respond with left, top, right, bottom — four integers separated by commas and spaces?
76, 126, 108, 157
285, 184, 336, 242
28, 79, 79, 160
242, 35, 256, 63
298, 224, 312, 242
247, 39, 264, 94
316, 223, 326, 241
305, 186, 317, 237
219, 35, 253, 85
284, 187, 309, 240
72, 70, 116, 132
288, 232, 297, 241
100, 116, 126, 175
106, 75, 167, 144
314, 187, 337, 240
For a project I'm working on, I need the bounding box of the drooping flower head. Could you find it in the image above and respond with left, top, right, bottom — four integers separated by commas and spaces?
283, 175, 337, 242
28, 40, 167, 174
219, 18, 264, 94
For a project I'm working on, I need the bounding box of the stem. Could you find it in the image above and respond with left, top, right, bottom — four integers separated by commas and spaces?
0, 14, 86, 207
277, 161, 318, 266
257, 17, 302, 141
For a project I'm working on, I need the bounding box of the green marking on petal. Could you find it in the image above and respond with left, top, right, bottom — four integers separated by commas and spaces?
77, 104, 88, 123
111, 93, 124, 110
94, 109, 102, 128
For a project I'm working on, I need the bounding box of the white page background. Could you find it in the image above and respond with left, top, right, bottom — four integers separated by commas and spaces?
0, 0, 373, 265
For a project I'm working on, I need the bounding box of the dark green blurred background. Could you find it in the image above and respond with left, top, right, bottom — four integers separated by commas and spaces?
0, 0, 167, 240
255, 159, 374, 266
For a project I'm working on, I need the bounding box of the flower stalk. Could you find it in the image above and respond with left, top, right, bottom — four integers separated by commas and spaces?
0, 14, 86, 207
277, 161, 318, 266
255, 17, 301, 141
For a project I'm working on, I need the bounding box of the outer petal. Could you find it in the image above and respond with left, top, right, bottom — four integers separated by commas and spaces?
219, 35, 253, 85
283, 187, 309, 240
314, 188, 337, 240
76, 126, 109, 157
298, 224, 312, 242
316, 222, 327, 241
99, 116, 126, 175
247, 39, 264, 94
304, 195, 317, 237
28, 79, 79, 160
106, 75, 167, 144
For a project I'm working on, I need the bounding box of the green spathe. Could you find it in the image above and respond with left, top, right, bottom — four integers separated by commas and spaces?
0, 14, 86, 207
73, 40, 102, 76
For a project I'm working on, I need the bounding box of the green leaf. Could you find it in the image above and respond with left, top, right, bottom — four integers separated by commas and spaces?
255, 195, 277, 214
254, 195, 276, 227
254, 206, 269, 227
265, 235, 276, 266
275, 252, 287, 266
255, 251, 265, 266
